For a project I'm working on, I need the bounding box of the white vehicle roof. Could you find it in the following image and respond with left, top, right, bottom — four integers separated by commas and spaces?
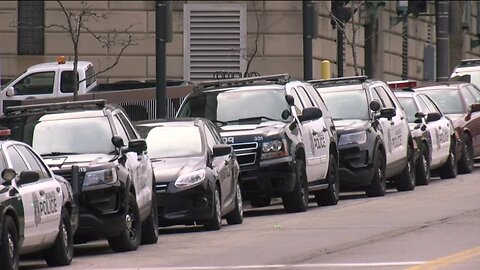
27, 61, 92, 72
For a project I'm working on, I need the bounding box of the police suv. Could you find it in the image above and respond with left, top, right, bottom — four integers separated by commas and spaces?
0, 129, 78, 270
0, 100, 158, 253
177, 74, 339, 213
309, 76, 415, 196
390, 81, 457, 184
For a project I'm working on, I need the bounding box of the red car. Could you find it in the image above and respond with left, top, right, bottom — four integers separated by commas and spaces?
412, 82, 480, 173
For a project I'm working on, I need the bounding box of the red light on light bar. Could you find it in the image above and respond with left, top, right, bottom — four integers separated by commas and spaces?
0, 129, 11, 137
387, 80, 417, 89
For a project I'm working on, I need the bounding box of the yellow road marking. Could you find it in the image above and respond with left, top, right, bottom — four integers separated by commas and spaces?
407, 246, 480, 270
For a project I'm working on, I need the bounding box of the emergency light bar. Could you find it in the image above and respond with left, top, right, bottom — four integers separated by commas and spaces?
387, 80, 417, 90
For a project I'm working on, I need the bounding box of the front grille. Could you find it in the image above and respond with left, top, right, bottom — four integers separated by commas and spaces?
156, 182, 169, 193
232, 142, 258, 166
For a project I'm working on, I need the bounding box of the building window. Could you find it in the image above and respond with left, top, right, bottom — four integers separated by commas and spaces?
18, 1, 44, 55
184, 3, 246, 82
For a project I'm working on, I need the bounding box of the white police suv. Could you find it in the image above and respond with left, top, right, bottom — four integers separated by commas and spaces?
0, 129, 78, 270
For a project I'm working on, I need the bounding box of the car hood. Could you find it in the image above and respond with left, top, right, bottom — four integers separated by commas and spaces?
43, 153, 113, 170
334, 119, 370, 133
219, 121, 287, 138
152, 156, 205, 183
445, 114, 464, 126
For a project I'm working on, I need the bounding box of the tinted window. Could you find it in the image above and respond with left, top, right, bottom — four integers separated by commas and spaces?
85, 66, 96, 87
13, 72, 55, 95
141, 126, 203, 158
321, 90, 369, 120
423, 89, 465, 114
60, 71, 78, 93
7, 146, 29, 173
16, 145, 49, 179
397, 97, 418, 123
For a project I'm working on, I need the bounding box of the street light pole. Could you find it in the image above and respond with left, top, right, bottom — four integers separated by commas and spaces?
435, 1, 450, 81
156, 0, 168, 118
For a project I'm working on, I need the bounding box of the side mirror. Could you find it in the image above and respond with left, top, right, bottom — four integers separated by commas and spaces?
16, 170, 40, 186
285, 95, 295, 106
469, 103, 480, 113
379, 107, 396, 119
212, 144, 232, 157
426, 112, 441, 122
369, 100, 381, 112
111, 136, 125, 148
127, 139, 147, 154
1, 168, 16, 184
414, 112, 426, 118
299, 107, 323, 122
6, 87, 15, 97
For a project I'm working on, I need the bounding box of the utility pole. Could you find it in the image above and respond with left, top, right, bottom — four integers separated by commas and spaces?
303, 1, 314, 80
155, 0, 170, 118
435, 1, 449, 81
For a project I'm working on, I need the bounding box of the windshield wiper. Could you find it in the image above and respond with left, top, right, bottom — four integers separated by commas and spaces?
41, 152, 80, 157
210, 119, 228, 126
227, 116, 278, 123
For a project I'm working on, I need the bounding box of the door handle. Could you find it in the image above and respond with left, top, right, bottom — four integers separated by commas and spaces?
400, 116, 404, 120
390, 121, 395, 126
322, 127, 328, 132
312, 130, 318, 135
39, 190, 45, 196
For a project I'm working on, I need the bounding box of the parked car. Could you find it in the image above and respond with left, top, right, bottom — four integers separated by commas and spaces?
390, 81, 457, 184
450, 58, 480, 87
309, 76, 416, 196
135, 118, 243, 230
177, 74, 339, 213
0, 129, 78, 270
412, 82, 480, 174
0, 100, 158, 252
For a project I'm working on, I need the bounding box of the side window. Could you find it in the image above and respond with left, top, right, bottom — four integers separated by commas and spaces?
466, 85, 480, 102
16, 145, 49, 179
416, 95, 432, 113
85, 66, 96, 87
296, 86, 315, 107
205, 122, 223, 144
6, 146, 29, 173
0, 151, 7, 184
460, 87, 476, 106
204, 127, 217, 150
305, 84, 328, 111
117, 113, 138, 139
370, 88, 383, 107
290, 88, 305, 111
112, 116, 129, 145
13, 72, 55, 95
375, 86, 395, 108
60, 71, 79, 93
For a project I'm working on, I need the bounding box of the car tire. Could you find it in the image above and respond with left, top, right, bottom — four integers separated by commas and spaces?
282, 159, 309, 213
44, 210, 73, 266
365, 151, 386, 197
226, 183, 244, 225
395, 145, 416, 192
439, 141, 457, 179
314, 154, 339, 206
0, 215, 19, 270
458, 134, 474, 174
108, 192, 142, 252
416, 143, 431, 186
140, 191, 159, 245
204, 186, 222, 231
250, 197, 271, 208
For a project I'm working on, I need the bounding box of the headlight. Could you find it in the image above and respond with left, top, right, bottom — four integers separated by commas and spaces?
338, 131, 367, 146
174, 169, 206, 188
83, 168, 117, 187
261, 139, 288, 160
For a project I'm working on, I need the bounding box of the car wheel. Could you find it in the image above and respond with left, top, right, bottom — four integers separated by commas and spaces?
365, 151, 386, 197
141, 190, 159, 245
250, 197, 271, 208
44, 210, 73, 266
458, 134, 474, 174
108, 192, 142, 252
0, 215, 19, 270
226, 183, 244, 225
439, 141, 457, 179
282, 159, 309, 213
416, 143, 431, 186
315, 154, 339, 206
204, 186, 222, 231
395, 145, 416, 192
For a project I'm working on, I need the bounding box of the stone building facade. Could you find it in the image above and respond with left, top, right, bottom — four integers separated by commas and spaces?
0, 1, 479, 83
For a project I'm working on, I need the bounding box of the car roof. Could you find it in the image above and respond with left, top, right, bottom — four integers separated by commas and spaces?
194, 83, 286, 94
27, 61, 92, 72
413, 82, 464, 91
393, 91, 415, 98
135, 117, 206, 127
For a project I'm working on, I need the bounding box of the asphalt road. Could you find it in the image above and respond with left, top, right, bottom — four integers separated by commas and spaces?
22, 162, 480, 270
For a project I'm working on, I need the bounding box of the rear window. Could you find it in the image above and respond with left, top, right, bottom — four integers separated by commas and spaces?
85, 66, 96, 87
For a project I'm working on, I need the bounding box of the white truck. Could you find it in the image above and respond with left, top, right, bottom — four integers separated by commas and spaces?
0, 59, 96, 115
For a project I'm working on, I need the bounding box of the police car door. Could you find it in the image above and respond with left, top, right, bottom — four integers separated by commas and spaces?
289, 84, 328, 181
8, 144, 61, 248
419, 95, 451, 165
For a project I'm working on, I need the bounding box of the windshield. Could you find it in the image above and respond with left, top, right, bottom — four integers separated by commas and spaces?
423, 89, 465, 114
31, 117, 115, 155
450, 70, 480, 88
320, 89, 369, 120
177, 89, 291, 123
397, 97, 418, 123
139, 126, 203, 158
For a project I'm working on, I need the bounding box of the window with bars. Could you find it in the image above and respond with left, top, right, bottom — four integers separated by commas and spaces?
18, 1, 44, 55
183, 3, 246, 82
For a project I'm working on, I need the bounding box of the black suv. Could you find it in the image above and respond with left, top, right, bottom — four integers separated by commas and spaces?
309, 76, 416, 196
177, 74, 339, 213
0, 100, 158, 252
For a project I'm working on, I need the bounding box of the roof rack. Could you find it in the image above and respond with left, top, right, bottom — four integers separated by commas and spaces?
457, 58, 480, 67
308, 75, 368, 86
4, 99, 106, 116
194, 73, 290, 91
